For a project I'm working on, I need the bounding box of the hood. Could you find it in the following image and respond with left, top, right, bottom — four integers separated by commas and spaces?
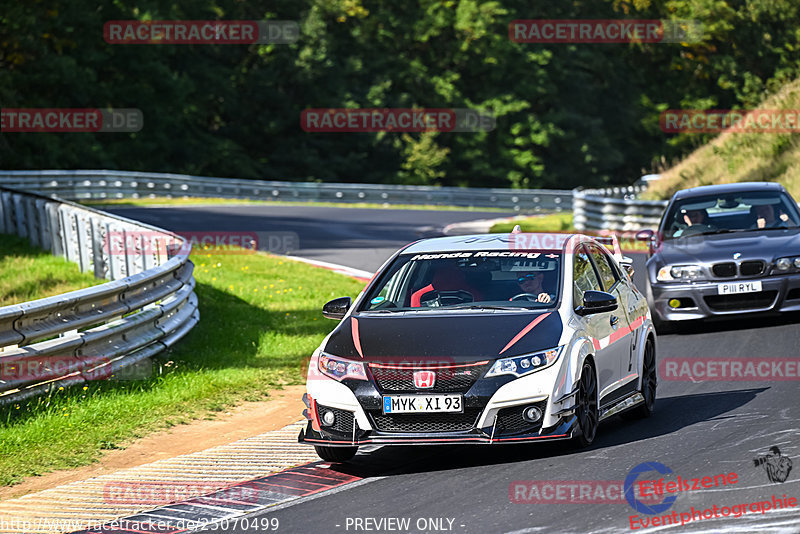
323, 312, 563, 363
655, 229, 800, 265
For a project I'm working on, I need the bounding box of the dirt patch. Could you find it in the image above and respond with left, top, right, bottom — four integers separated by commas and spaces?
0, 385, 306, 501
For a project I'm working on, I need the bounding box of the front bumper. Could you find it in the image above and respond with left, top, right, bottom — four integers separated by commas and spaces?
300, 356, 578, 447
298, 416, 576, 447
650, 273, 800, 322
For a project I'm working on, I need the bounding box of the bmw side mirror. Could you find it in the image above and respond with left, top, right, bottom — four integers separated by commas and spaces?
323, 297, 351, 320
576, 290, 618, 316
635, 229, 654, 242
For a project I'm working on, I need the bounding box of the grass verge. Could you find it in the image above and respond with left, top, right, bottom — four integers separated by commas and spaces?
645, 78, 800, 200
489, 212, 575, 233
0, 246, 365, 487
82, 197, 510, 212
0, 234, 100, 307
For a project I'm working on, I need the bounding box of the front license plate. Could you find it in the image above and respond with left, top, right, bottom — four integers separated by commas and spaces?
382, 395, 463, 414
717, 281, 763, 295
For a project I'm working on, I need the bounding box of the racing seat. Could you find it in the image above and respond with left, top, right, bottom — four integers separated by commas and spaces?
410, 266, 483, 307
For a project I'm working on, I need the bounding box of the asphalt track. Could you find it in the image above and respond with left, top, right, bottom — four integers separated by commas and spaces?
110, 204, 800, 534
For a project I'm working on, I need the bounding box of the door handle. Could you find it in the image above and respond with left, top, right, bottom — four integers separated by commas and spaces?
610, 315, 620, 329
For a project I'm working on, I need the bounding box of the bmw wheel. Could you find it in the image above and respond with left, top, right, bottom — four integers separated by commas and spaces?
573, 361, 598, 448
314, 445, 358, 463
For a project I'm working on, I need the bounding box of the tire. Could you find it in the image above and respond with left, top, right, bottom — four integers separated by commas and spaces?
622, 339, 657, 420
572, 361, 599, 448
314, 445, 358, 463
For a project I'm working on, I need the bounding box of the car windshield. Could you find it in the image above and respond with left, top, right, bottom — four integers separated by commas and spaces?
359, 251, 562, 312
663, 191, 800, 239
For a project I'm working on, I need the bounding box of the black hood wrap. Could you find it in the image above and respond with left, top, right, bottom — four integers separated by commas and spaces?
324, 312, 563, 363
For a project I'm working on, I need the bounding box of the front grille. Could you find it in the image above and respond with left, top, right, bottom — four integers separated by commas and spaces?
787, 288, 800, 300
712, 262, 736, 277
495, 400, 548, 436
704, 291, 778, 311
369, 409, 482, 433
369, 362, 491, 393
740, 261, 765, 276
317, 405, 356, 435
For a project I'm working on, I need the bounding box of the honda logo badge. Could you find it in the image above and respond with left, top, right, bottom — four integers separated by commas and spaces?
413, 370, 436, 389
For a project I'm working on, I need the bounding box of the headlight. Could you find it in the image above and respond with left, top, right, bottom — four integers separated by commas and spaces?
485, 346, 563, 378
656, 264, 703, 282
772, 256, 800, 272
318, 353, 368, 381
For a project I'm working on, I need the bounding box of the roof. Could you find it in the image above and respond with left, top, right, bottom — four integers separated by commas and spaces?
401, 233, 578, 254
673, 181, 786, 200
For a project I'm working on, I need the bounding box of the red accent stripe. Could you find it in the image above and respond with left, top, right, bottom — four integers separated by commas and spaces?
351, 317, 364, 358
410, 283, 434, 307
499, 313, 552, 355
303, 433, 569, 445
308, 396, 321, 432
368, 360, 489, 370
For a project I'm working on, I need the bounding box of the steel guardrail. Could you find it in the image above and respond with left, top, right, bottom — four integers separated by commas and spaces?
573, 186, 668, 231
0, 170, 573, 212
0, 185, 199, 405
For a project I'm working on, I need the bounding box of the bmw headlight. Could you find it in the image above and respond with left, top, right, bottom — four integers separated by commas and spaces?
657, 264, 703, 282
318, 352, 368, 381
773, 256, 800, 272
485, 347, 563, 378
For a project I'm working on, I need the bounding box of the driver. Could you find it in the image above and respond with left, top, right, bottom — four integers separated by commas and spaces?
513, 271, 553, 303
672, 208, 709, 237
751, 204, 790, 229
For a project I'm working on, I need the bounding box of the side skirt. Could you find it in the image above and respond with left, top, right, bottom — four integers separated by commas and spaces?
599, 392, 645, 421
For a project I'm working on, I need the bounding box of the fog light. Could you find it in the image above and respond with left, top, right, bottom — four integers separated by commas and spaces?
522, 406, 543, 423
668, 298, 681, 308
321, 410, 335, 426
777, 258, 791, 270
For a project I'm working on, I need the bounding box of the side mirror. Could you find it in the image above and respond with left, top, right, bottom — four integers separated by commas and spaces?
576, 290, 618, 316
620, 256, 635, 277
635, 229, 655, 242
322, 297, 351, 320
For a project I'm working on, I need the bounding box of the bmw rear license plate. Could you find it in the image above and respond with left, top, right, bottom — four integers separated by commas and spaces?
717, 281, 762, 295
382, 395, 463, 414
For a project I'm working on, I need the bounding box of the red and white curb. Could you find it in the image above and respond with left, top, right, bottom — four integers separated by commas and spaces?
0, 422, 325, 534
